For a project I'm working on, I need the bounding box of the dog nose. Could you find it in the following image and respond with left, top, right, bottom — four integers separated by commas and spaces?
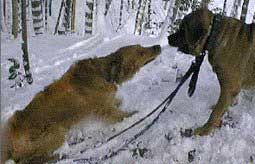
152, 45, 161, 52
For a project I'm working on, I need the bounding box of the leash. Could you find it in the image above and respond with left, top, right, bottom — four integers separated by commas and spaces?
73, 14, 222, 163
107, 52, 205, 142
81, 11, 224, 163
74, 52, 206, 163
70, 11, 225, 163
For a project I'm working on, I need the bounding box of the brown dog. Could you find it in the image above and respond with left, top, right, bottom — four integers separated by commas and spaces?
168, 8, 255, 136
1, 44, 161, 163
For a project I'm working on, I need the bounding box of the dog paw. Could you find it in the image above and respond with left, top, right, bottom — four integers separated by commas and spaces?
193, 123, 216, 136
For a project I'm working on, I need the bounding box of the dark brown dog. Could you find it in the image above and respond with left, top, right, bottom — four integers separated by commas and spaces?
1, 44, 161, 163
168, 8, 255, 135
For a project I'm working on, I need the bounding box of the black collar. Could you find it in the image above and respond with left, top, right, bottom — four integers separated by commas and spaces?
205, 14, 223, 52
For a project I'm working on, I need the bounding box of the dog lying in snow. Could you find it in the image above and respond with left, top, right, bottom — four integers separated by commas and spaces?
168, 8, 255, 136
1, 44, 161, 163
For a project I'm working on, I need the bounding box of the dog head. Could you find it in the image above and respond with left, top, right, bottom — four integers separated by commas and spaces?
109, 44, 161, 83
168, 8, 214, 56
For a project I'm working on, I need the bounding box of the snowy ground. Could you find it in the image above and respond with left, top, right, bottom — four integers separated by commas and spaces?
2, 0, 255, 163
1, 32, 255, 164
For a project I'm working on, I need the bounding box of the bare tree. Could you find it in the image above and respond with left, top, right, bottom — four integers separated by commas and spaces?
31, 0, 43, 35
12, 0, 19, 38
132, 0, 135, 9
62, 0, 72, 32
104, 0, 112, 16
5, 0, 12, 34
200, 0, 211, 8
127, 0, 135, 10
240, 0, 249, 22
21, 0, 33, 84
223, 0, 228, 15
3, 0, 6, 22
49, 0, 52, 16
159, 0, 175, 38
117, 0, 124, 31
85, 0, 94, 35
134, 0, 148, 35
253, 12, 255, 23
71, 0, 76, 32
45, 0, 48, 31
1, 0, 7, 31
93, 0, 98, 34
231, 0, 242, 18
146, 0, 152, 29
54, 0, 65, 34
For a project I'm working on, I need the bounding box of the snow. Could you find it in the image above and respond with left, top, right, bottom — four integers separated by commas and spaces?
2, 33, 255, 163
1, 0, 255, 164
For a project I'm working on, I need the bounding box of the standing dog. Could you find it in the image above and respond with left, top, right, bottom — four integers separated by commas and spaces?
2, 44, 161, 163
168, 8, 255, 135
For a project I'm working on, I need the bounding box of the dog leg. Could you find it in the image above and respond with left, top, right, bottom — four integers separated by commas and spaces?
194, 79, 241, 136
100, 107, 137, 123
194, 89, 231, 135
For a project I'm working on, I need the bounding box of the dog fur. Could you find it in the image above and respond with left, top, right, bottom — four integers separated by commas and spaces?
1, 44, 161, 163
168, 8, 255, 135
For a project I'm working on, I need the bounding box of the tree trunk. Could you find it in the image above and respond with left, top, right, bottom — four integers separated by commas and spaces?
104, 0, 112, 16
93, 0, 98, 34
6, 0, 12, 35
31, 0, 43, 35
117, 0, 124, 31
3, 0, 6, 19
131, 0, 135, 9
253, 12, 255, 23
231, 0, 241, 18
49, 0, 52, 16
200, 0, 210, 8
12, 0, 19, 38
21, 0, 33, 84
71, 0, 76, 32
147, 0, 152, 29
223, 0, 227, 15
240, 0, 249, 22
159, 0, 179, 38
191, 0, 199, 10
62, 0, 72, 32
3, 0, 7, 27
1, 0, 6, 31
45, 0, 48, 31
85, 0, 94, 35
171, 0, 180, 29
127, 0, 130, 9
134, 0, 148, 35
54, 0, 65, 34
